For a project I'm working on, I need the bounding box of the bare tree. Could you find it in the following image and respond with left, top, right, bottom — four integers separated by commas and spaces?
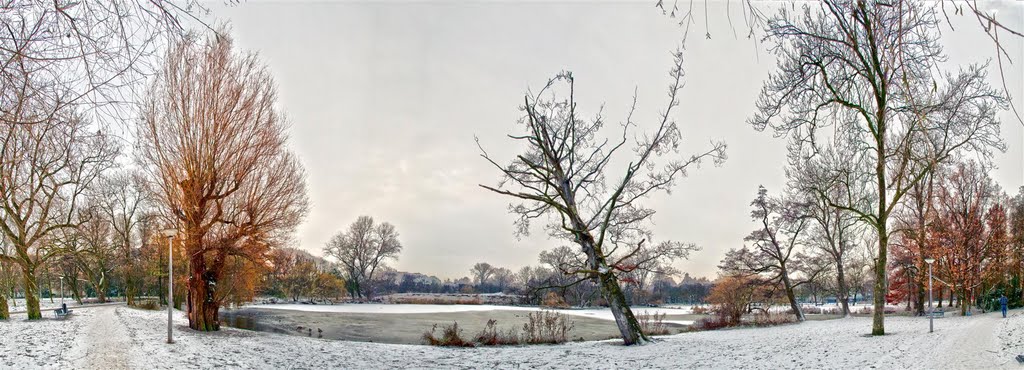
0, 1, 211, 127
0, 108, 117, 319
94, 170, 149, 305
491, 267, 514, 293
789, 145, 866, 317
477, 49, 723, 345
721, 186, 815, 321
750, 0, 1007, 335
69, 205, 120, 303
137, 31, 309, 331
470, 262, 495, 287
323, 216, 402, 301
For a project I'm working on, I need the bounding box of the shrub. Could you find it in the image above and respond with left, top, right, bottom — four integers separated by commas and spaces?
422, 322, 474, 347
522, 310, 574, 344
394, 296, 483, 305
693, 315, 733, 331
752, 313, 796, 327
707, 275, 757, 325
541, 292, 570, 309
691, 305, 711, 315
132, 299, 160, 311
637, 311, 670, 335
474, 319, 521, 346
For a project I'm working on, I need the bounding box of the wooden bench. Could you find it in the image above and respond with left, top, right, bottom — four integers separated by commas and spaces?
929, 310, 944, 318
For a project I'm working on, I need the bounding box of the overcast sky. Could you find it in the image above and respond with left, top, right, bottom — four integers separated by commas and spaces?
205, 1, 1024, 280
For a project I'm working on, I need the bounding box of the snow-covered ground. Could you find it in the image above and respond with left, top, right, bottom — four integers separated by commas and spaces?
254, 303, 696, 325
3, 304, 1021, 369
5, 298, 80, 314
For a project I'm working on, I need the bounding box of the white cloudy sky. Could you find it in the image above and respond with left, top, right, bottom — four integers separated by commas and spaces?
204, 1, 1023, 280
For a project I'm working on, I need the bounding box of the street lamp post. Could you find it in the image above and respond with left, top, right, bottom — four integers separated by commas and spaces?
59, 276, 64, 306
161, 229, 177, 344
925, 257, 935, 333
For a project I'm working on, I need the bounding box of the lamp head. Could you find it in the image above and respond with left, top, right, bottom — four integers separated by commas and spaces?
161, 229, 178, 238
924, 257, 935, 265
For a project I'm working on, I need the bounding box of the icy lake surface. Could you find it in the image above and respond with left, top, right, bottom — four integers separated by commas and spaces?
254, 303, 696, 325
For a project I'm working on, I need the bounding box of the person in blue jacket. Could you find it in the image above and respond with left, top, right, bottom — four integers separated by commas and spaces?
1000, 294, 1008, 318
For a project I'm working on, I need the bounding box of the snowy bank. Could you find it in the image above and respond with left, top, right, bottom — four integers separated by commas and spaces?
3, 305, 1021, 369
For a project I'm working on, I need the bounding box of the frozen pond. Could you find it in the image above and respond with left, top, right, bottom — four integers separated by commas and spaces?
253, 303, 695, 325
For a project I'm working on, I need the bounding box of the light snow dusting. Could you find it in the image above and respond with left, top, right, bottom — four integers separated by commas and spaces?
2, 305, 1022, 369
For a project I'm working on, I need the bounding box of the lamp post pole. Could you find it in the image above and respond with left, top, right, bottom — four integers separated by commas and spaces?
925, 257, 935, 333
59, 277, 64, 306
162, 229, 177, 344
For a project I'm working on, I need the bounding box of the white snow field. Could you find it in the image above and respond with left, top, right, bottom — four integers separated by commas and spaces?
256, 303, 696, 324
1, 305, 1022, 369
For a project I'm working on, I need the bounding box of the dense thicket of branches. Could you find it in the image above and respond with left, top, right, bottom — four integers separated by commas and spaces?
750, 0, 1006, 335
478, 49, 723, 345
137, 32, 309, 331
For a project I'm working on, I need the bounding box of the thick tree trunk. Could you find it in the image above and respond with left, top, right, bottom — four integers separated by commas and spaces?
579, 234, 648, 345
836, 263, 851, 317
0, 293, 8, 319
780, 268, 804, 321
22, 266, 41, 320
599, 270, 648, 345
97, 283, 107, 303
937, 287, 943, 308
872, 231, 888, 335
126, 285, 135, 306
187, 256, 220, 331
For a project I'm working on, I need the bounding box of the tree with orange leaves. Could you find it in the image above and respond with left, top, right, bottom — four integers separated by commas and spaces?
929, 161, 1003, 315
137, 30, 309, 331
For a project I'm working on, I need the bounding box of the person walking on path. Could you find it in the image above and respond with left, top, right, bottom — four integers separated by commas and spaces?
1000, 294, 1008, 318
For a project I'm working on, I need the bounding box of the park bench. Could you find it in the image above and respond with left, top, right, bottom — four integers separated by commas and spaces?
53, 304, 73, 319
929, 310, 944, 318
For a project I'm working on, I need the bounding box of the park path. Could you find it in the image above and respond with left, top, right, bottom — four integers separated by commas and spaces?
75, 305, 130, 370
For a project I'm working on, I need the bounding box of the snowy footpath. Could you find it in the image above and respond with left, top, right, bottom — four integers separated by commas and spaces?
2, 305, 1023, 369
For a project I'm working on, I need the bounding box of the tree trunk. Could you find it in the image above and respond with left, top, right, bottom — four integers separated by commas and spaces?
599, 270, 647, 345
836, 263, 851, 317
22, 266, 41, 320
780, 267, 805, 321
959, 288, 968, 316
187, 256, 220, 331
872, 231, 888, 335
0, 293, 8, 319
937, 287, 943, 308
97, 282, 107, 303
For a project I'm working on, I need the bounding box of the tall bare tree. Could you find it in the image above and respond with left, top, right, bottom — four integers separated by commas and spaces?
789, 144, 866, 317
721, 186, 816, 321
478, 49, 723, 345
323, 216, 402, 301
750, 0, 1006, 335
94, 170, 149, 305
137, 31, 309, 331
